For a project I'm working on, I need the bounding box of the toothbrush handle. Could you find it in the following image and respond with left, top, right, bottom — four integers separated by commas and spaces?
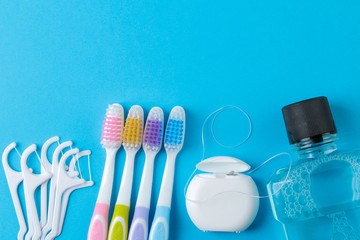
88, 149, 117, 240
128, 207, 150, 240
87, 203, 110, 240
148, 206, 171, 240
107, 204, 130, 240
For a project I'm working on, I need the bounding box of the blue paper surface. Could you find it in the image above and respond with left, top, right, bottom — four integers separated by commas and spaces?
0, 0, 360, 239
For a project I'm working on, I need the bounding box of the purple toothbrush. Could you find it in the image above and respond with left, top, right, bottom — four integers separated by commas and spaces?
128, 107, 164, 240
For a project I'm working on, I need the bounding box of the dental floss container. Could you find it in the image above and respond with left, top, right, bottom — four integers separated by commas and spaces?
185, 156, 259, 232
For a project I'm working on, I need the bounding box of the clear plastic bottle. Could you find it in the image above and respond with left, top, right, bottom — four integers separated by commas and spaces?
267, 97, 360, 240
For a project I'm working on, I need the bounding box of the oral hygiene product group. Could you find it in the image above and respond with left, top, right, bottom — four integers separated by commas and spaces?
5, 97, 359, 240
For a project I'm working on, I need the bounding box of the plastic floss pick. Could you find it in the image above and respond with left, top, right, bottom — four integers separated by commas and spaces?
2, 143, 27, 240
184, 105, 292, 233
57, 150, 93, 236
41, 141, 73, 239
40, 136, 60, 229
21, 144, 52, 240
3, 137, 94, 240
45, 148, 94, 240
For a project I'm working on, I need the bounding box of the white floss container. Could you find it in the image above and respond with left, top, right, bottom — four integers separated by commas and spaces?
185, 156, 259, 232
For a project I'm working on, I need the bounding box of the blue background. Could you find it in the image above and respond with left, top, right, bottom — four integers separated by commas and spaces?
1, 0, 360, 239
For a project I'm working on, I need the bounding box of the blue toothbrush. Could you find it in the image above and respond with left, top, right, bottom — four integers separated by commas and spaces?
149, 106, 185, 240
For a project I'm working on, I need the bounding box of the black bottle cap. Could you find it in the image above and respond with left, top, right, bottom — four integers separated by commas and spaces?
282, 96, 337, 144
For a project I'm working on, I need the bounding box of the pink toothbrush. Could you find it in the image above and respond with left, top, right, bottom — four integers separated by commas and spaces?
88, 104, 124, 240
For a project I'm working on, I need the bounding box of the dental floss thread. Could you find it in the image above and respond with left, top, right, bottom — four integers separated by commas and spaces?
184, 106, 292, 232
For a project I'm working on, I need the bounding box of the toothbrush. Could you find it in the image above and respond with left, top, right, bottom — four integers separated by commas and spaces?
149, 106, 185, 240
128, 107, 164, 240
108, 105, 144, 240
88, 104, 124, 240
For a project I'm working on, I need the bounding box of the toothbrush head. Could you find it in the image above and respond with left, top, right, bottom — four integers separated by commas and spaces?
123, 105, 144, 150
164, 106, 185, 152
143, 107, 164, 152
101, 104, 124, 149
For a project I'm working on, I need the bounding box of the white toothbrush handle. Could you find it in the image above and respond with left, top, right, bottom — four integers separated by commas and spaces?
116, 150, 136, 206
108, 151, 136, 240
135, 153, 155, 207
88, 148, 117, 240
149, 153, 177, 240
157, 153, 176, 207
97, 148, 117, 204
128, 153, 155, 240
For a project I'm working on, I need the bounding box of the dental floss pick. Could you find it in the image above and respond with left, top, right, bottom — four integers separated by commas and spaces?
3, 137, 94, 239
45, 148, 86, 240
2, 143, 27, 240
40, 136, 60, 229
58, 151, 94, 237
21, 144, 52, 240
42, 141, 73, 240
184, 106, 292, 232
44, 144, 93, 239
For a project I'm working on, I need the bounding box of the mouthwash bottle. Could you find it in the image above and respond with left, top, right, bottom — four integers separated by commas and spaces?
267, 97, 360, 240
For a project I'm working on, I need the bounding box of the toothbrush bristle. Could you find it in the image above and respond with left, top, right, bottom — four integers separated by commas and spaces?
123, 105, 144, 150
101, 104, 124, 149
143, 107, 164, 152
164, 106, 185, 152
